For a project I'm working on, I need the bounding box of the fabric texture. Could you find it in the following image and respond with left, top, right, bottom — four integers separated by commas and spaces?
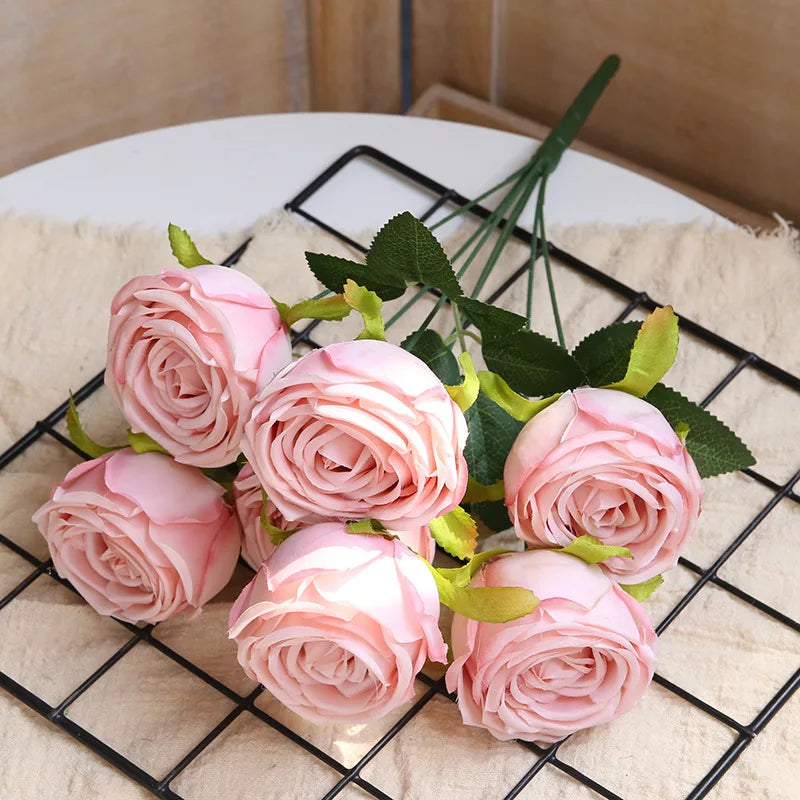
0, 210, 798, 800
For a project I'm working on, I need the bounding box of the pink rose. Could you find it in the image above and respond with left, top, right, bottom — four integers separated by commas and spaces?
228, 523, 447, 723
106, 265, 291, 468
446, 549, 657, 744
505, 387, 702, 583
232, 464, 436, 570
32, 449, 240, 624
242, 340, 468, 528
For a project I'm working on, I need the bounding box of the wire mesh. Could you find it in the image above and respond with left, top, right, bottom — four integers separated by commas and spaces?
0, 145, 797, 800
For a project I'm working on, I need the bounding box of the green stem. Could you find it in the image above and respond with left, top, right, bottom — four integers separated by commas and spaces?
535, 55, 621, 176
444, 328, 482, 347
470, 165, 542, 298
536, 177, 565, 348
429, 164, 530, 231
451, 303, 467, 352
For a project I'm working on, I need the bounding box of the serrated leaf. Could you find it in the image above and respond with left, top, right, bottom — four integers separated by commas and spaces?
127, 430, 170, 455
560, 534, 632, 564
422, 559, 538, 623
66, 395, 121, 458
482, 328, 586, 396
438, 549, 509, 587
607, 306, 679, 397
276, 294, 351, 327
305, 252, 406, 301
261, 489, 297, 546
367, 212, 463, 299
401, 330, 460, 384
645, 383, 756, 477
463, 477, 505, 504
445, 352, 479, 412
471, 499, 514, 533
572, 321, 642, 386
343, 280, 386, 341
464, 392, 524, 485
428, 506, 478, 560
620, 574, 664, 601
457, 297, 527, 342
168, 223, 212, 268
478, 370, 559, 422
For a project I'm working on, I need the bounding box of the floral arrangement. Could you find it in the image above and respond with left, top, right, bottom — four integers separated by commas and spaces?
32, 57, 754, 746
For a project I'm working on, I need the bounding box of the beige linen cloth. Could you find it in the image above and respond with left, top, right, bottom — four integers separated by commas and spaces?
0, 210, 798, 800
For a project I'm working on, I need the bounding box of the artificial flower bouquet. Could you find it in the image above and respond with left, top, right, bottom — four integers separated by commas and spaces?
32, 57, 754, 746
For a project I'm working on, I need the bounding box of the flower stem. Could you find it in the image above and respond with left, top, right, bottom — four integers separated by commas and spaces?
535, 177, 565, 348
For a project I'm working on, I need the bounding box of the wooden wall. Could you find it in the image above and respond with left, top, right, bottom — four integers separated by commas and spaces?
2, 0, 799, 222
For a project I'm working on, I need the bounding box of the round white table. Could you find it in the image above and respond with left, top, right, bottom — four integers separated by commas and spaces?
0, 113, 718, 232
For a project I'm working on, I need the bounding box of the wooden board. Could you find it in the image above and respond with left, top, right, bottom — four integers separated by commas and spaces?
0, 0, 308, 178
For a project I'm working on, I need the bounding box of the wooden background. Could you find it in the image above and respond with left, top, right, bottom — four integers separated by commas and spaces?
2, 0, 799, 222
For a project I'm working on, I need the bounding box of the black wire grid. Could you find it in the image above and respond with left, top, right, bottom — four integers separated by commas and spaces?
1, 145, 798, 800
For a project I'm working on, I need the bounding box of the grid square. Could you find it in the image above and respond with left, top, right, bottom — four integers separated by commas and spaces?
681, 470, 774, 570
170, 711, 341, 800
360, 693, 535, 799
0, 575, 132, 705
716, 692, 800, 800
557, 683, 737, 800
705, 367, 800, 485
65, 642, 236, 779
517, 764, 606, 799
717, 495, 800, 622
0, 548, 37, 598
656, 581, 800, 723
153, 562, 259, 697
0, 434, 83, 560
253, 678, 430, 770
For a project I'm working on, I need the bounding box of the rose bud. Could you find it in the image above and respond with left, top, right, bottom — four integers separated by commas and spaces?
242, 340, 468, 528
505, 387, 702, 583
446, 549, 657, 744
232, 463, 436, 570
32, 450, 240, 624
106, 265, 291, 468
228, 523, 447, 723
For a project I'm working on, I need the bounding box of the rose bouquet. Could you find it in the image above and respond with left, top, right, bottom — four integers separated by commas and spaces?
33, 56, 754, 746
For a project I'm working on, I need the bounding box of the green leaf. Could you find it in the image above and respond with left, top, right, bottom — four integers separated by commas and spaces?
167, 223, 212, 268
674, 421, 690, 443
463, 477, 505, 504
276, 294, 351, 327
422, 560, 538, 623
367, 212, 463, 299
470, 499, 513, 533
343, 280, 386, 341
305, 252, 406, 301
645, 383, 756, 477
572, 321, 641, 386
560, 534, 632, 564
457, 297, 527, 342
620, 574, 664, 601
261, 489, 297, 546
127, 430, 170, 455
463, 392, 524, 485
445, 352, 479, 412
347, 519, 387, 535
438, 549, 509, 587
66, 395, 121, 458
478, 370, 560, 422
606, 306, 679, 397
482, 328, 586, 396
401, 329, 460, 384
428, 506, 479, 560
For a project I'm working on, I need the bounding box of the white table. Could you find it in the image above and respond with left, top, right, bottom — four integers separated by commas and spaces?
0, 113, 718, 232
